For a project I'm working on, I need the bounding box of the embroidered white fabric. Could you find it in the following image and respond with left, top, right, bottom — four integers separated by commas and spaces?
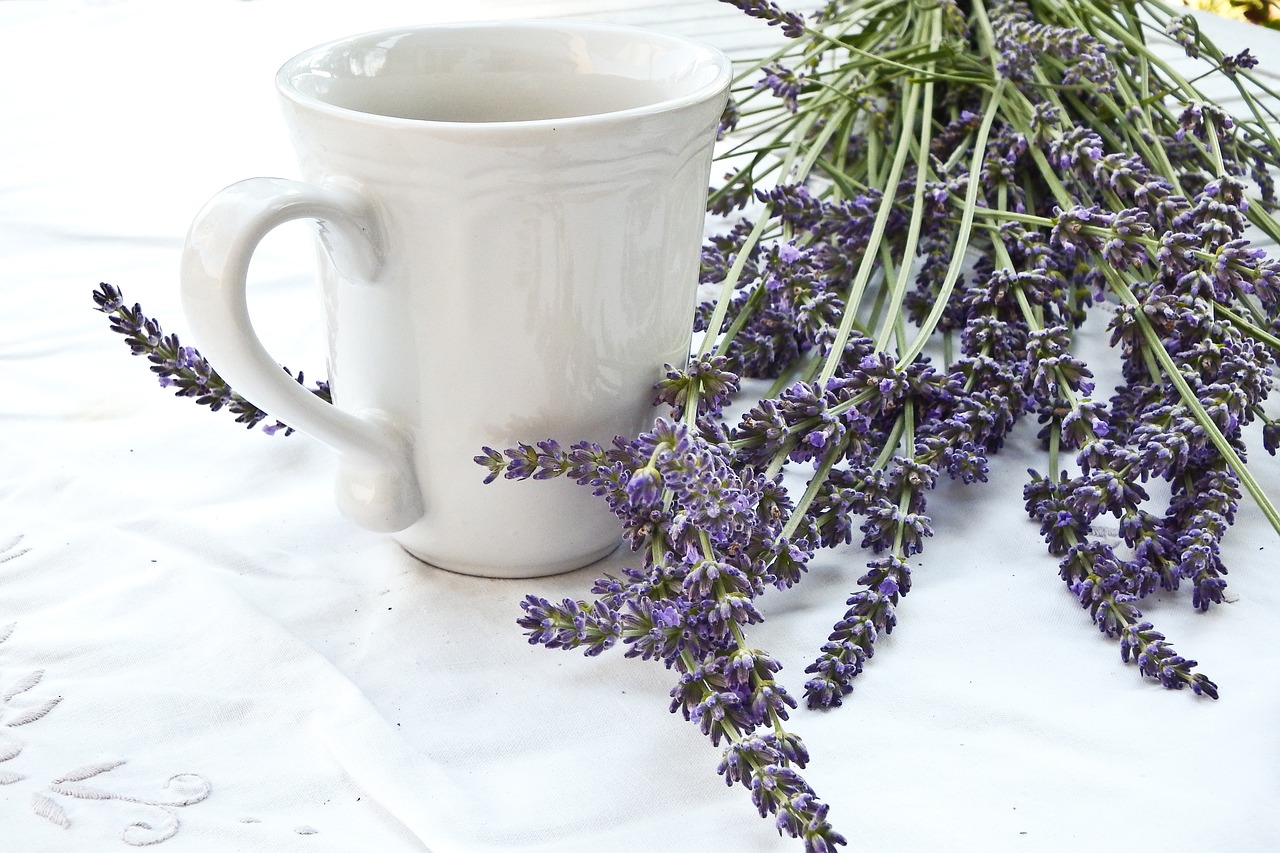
2, 1, 1279, 851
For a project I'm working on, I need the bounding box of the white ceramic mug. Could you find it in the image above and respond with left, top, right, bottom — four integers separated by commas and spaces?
180, 21, 730, 577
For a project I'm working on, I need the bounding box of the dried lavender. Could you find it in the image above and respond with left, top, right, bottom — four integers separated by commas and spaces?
477, 424, 845, 851
482, 0, 1280, 845
92, 283, 329, 435
719, 0, 807, 38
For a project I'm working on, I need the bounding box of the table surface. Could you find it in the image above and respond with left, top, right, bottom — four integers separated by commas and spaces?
2, 2, 1279, 852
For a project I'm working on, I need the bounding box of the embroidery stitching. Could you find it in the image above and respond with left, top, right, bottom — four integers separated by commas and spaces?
0, 536, 30, 565
1, 541, 211, 846
0, 617, 30, 785
39, 760, 212, 846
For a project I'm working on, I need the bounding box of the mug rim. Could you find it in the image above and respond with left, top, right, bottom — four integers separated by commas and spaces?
275, 19, 733, 130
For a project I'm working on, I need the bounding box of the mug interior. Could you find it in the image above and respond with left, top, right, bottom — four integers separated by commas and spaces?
279, 22, 730, 124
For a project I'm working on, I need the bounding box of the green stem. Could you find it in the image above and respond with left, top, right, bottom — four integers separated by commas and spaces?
873, 7, 943, 353
1215, 298, 1280, 351
899, 78, 1008, 365
818, 77, 923, 384
780, 444, 844, 540
700, 210, 772, 360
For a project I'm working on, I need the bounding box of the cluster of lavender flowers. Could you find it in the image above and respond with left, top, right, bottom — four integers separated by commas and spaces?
476, 408, 844, 850
482, 0, 1280, 846
92, 0, 1280, 848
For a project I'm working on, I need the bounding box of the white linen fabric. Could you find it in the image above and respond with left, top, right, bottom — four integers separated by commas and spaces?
2, 1, 1279, 851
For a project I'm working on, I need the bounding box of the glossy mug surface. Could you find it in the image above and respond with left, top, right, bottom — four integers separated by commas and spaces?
179, 22, 731, 576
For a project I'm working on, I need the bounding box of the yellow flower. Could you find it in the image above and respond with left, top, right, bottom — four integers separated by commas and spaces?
1182, 0, 1270, 22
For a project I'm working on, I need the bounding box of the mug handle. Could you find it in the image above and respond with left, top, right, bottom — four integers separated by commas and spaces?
180, 177, 424, 533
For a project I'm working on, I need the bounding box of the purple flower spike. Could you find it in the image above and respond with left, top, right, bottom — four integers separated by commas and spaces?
93, 283, 328, 436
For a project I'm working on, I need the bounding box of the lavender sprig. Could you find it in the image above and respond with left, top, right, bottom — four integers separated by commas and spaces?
1023, 471, 1218, 697
92, 282, 329, 435
718, 0, 806, 39
483, 425, 845, 851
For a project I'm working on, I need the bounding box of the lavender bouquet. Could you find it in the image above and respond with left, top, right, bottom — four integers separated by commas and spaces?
98, 0, 1280, 848
475, 0, 1280, 846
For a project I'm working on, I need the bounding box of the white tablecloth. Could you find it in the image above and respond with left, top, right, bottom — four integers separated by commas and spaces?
2, 2, 1279, 851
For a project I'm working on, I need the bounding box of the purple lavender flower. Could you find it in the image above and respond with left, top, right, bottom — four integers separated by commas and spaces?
483, 389, 848, 845
1121, 622, 1218, 698
1024, 471, 1218, 696
757, 63, 805, 112
516, 595, 620, 656
92, 282, 327, 435
715, 733, 845, 851
802, 573, 900, 709
759, 184, 826, 233
1220, 48, 1259, 75
732, 398, 792, 469
718, 96, 741, 140
1165, 14, 1199, 58
625, 464, 664, 509
991, 0, 1116, 91
1176, 102, 1235, 144
654, 356, 741, 418
716, 241, 848, 380
1264, 420, 1280, 456
719, 0, 806, 39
